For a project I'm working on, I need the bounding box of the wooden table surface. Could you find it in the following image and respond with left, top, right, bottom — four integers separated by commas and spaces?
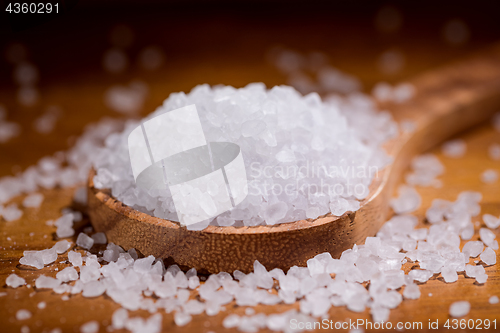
1, 8, 500, 332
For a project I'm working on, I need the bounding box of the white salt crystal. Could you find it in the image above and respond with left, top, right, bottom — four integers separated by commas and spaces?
1, 203, 23, 221
406, 154, 444, 187
392, 83, 415, 103
16, 309, 32, 320
112, 308, 128, 329
174, 312, 192, 326
488, 144, 500, 160
480, 247, 496, 266
476, 273, 488, 284
21, 326, 29, 333
390, 185, 421, 214
403, 283, 420, 299
82, 281, 106, 298
68, 251, 83, 267
80, 266, 100, 283
53, 240, 72, 254
372, 82, 392, 102
479, 228, 496, 247
462, 241, 484, 258
489, 296, 499, 304
483, 214, 500, 229
56, 267, 78, 282
442, 139, 466, 158
37, 301, 46, 309
76, 233, 94, 250
441, 266, 458, 283
371, 306, 390, 323
40, 248, 57, 265
449, 301, 470, 317
223, 314, 241, 328
35, 275, 61, 289
481, 169, 498, 184
104, 81, 148, 115
22, 193, 44, 208
133, 255, 155, 274
91, 232, 107, 244
80, 321, 99, 333
188, 276, 200, 289
408, 269, 433, 283
6, 273, 25, 288
73, 187, 87, 205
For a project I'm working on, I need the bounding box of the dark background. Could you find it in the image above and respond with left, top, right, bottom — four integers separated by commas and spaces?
1, 0, 500, 173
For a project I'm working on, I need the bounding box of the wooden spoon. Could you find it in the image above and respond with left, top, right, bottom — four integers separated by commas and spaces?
87, 43, 500, 274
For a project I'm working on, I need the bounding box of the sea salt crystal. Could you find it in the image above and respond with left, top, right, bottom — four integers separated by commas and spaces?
80, 266, 100, 283
488, 144, 500, 160
481, 169, 498, 184
38, 301, 46, 309
442, 139, 466, 158
56, 267, 78, 282
489, 296, 499, 304
6, 273, 26, 288
35, 275, 61, 289
68, 251, 83, 267
174, 312, 192, 326
53, 240, 72, 254
449, 301, 470, 317
406, 154, 444, 187
462, 241, 484, 258
80, 321, 99, 333
483, 214, 500, 229
441, 266, 458, 283
82, 281, 106, 297
392, 83, 415, 103
403, 283, 420, 299
16, 309, 32, 320
1, 203, 23, 221
76, 233, 94, 250
22, 193, 44, 208
104, 81, 148, 115
480, 247, 496, 266
91, 232, 107, 244
479, 228, 496, 247
408, 269, 433, 283
390, 185, 421, 214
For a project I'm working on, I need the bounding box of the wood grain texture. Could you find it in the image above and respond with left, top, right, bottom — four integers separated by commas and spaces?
87, 43, 500, 274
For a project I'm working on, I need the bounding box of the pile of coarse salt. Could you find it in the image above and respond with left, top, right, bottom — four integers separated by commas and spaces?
94, 83, 397, 229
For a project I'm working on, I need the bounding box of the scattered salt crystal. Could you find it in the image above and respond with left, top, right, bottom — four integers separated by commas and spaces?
174, 312, 192, 326
21, 326, 29, 333
442, 139, 466, 158
1, 203, 23, 221
480, 247, 496, 266
53, 240, 72, 254
403, 283, 420, 299
390, 185, 421, 214
489, 296, 499, 304
76, 233, 94, 250
37, 301, 46, 309
223, 314, 241, 328
112, 308, 128, 329
22, 193, 44, 208
408, 269, 433, 283
462, 241, 484, 258
91, 232, 107, 244
481, 169, 498, 184
80, 321, 99, 333
35, 275, 61, 289
16, 309, 32, 320
82, 281, 106, 298
104, 81, 148, 115
68, 251, 83, 267
6, 273, 25, 288
450, 301, 470, 318
488, 144, 500, 160
188, 276, 200, 289
479, 228, 496, 247
406, 154, 444, 187
483, 214, 500, 229
392, 83, 415, 103
441, 266, 458, 283
56, 267, 79, 282
20, 251, 44, 269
